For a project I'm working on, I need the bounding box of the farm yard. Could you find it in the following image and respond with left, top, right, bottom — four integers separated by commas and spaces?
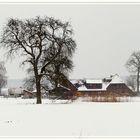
0, 3, 140, 138
0, 97, 140, 137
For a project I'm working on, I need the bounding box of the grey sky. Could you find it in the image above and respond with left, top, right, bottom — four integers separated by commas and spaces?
0, 3, 139, 79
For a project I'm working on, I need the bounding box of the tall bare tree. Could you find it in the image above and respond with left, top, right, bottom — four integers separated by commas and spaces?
126, 75, 136, 92
47, 54, 73, 87
24, 49, 74, 97
126, 51, 140, 93
0, 61, 7, 94
1, 16, 76, 104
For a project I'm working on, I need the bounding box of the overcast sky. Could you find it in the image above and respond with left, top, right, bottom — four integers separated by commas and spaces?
0, 3, 140, 79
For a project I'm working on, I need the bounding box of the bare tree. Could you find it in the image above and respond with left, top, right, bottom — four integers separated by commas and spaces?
48, 55, 73, 88
23, 67, 52, 94
126, 51, 140, 93
23, 76, 35, 91
1, 16, 76, 104
23, 51, 73, 98
0, 61, 7, 94
126, 75, 136, 92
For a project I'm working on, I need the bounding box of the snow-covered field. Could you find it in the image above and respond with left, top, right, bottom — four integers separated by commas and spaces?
0, 97, 140, 137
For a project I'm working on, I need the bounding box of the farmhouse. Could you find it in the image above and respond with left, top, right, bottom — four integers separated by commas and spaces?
0, 88, 9, 96
8, 87, 23, 97
21, 74, 134, 99
61, 74, 135, 97
22, 90, 34, 98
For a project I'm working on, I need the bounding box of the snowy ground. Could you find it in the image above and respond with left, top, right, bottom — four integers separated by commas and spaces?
0, 97, 140, 137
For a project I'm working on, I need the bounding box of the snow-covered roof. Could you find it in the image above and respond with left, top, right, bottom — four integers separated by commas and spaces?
78, 85, 87, 91
32, 89, 37, 93
58, 84, 70, 91
86, 79, 102, 84
78, 87, 106, 91
8, 88, 23, 95
110, 74, 124, 84
70, 79, 83, 85
102, 82, 110, 90
1, 88, 9, 95
76, 74, 124, 92
1, 88, 9, 92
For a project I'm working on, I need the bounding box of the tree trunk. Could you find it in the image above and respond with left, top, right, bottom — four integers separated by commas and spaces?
54, 79, 58, 96
34, 65, 42, 104
0, 88, 1, 95
137, 67, 140, 94
36, 79, 42, 104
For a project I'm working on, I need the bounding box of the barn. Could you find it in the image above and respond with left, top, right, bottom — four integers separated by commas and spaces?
45, 74, 135, 100
63, 74, 135, 98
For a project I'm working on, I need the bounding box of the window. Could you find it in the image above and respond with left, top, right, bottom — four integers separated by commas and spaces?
86, 84, 102, 89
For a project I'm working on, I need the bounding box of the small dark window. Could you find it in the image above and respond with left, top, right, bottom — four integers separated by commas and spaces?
86, 83, 102, 89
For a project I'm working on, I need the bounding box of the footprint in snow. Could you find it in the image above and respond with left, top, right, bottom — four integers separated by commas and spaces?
5, 120, 13, 123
